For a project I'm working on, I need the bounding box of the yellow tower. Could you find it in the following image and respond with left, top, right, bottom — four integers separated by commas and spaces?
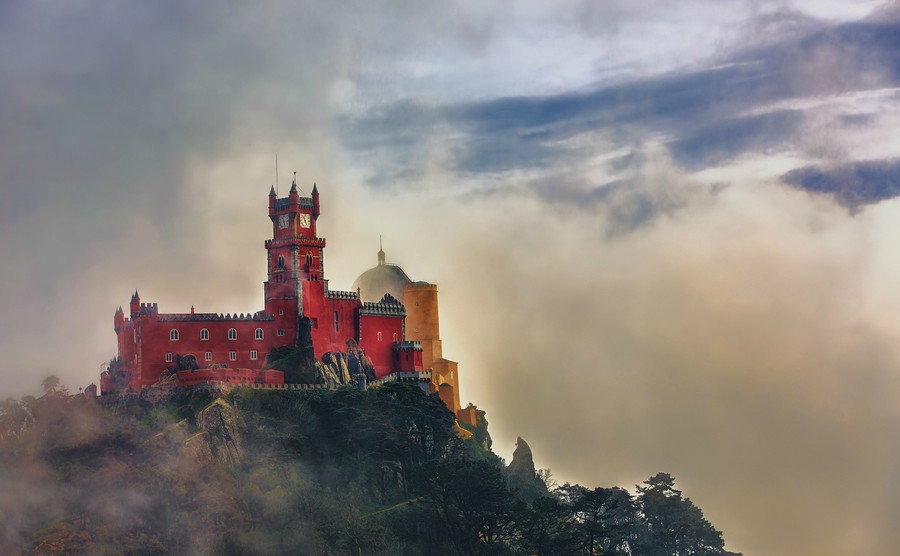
353, 245, 461, 414
403, 282, 441, 369
403, 282, 460, 413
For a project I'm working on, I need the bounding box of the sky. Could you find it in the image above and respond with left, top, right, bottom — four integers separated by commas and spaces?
2, 0, 900, 553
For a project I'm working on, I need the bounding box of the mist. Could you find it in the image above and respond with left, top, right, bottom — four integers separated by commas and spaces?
3, 1, 900, 554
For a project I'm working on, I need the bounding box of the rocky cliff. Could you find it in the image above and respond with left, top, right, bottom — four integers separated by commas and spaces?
505, 436, 547, 502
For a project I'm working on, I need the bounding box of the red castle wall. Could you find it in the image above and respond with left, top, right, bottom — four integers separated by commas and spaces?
359, 314, 404, 378
106, 184, 417, 394
177, 368, 284, 387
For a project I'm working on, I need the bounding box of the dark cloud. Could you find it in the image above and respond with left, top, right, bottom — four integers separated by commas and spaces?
669, 109, 806, 170
341, 17, 900, 194
782, 158, 900, 209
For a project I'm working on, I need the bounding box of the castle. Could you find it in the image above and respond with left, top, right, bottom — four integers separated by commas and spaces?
102, 177, 462, 416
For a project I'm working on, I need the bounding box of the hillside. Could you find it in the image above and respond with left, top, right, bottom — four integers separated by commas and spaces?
0, 383, 739, 555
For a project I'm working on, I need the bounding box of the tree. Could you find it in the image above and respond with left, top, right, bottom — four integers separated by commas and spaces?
425, 457, 523, 554
636, 473, 725, 556
0, 398, 30, 435
41, 375, 60, 396
517, 495, 582, 555
558, 483, 640, 555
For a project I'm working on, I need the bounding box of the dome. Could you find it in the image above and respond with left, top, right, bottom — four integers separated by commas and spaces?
352, 247, 412, 303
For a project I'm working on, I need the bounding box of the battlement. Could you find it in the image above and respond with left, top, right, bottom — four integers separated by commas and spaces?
157, 312, 275, 322
325, 289, 359, 301
369, 370, 432, 393
393, 341, 423, 351
405, 281, 437, 291
360, 302, 405, 316
274, 197, 315, 210
138, 303, 158, 315
265, 236, 326, 248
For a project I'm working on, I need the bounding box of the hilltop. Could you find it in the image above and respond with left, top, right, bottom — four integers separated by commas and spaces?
0, 383, 739, 555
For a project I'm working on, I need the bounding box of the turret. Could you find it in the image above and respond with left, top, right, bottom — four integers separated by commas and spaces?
130, 291, 140, 317
312, 182, 320, 219
114, 306, 125, 331
289, 172, 299, 206
268, 185, 276, 216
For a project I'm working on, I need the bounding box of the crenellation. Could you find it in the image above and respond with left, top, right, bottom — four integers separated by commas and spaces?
325, 290, 359, 301
393, 341, 423, 351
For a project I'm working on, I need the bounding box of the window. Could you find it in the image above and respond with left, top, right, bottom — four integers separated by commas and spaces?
205, 352, 212, 362
250, 350, 258, 361
228, 328, 237, 340
255, 328, 264, 340
377, 331, 383, 341
334, 311, 339, 332
170, 329, 179, 341
277, 255, 284, 268
305, 253, 313, 266
229, 351, 236, 361
277, 329, 285, 336
279, 309, 284, 315
393, 333, 398, 342
200, 328, 209, 340
165, 352, 173, 362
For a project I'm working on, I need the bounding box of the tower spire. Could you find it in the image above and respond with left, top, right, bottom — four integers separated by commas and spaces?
378, 235, 385, 265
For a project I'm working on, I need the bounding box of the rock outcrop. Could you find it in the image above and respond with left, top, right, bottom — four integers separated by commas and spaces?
506, 436, 547, 502
195, 398, 245, 467
507, 436, 537, 481
144, 398, 246, 467
316, 340, 377, 387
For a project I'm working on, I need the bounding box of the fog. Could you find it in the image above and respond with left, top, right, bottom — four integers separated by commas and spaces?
2, 1, 900, 553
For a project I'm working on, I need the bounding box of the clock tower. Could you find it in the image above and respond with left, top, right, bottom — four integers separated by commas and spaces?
264, 175, 324, 342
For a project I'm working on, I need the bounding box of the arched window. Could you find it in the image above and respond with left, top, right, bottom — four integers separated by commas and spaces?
170, 329, 179, 341
228, 328, 237, 340
277, 255, 285, 268
200, 328, 209, 341
392, 333, 398, 342
255, 328, 264, 340
377, 331, 383, 341
306, 253, 313, 266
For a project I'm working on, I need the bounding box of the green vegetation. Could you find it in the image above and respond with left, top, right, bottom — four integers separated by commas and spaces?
0, 381, 740, 555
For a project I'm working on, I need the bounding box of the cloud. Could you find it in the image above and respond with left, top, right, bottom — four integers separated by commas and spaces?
340, 15, 900, 195
2, 1, 900, 554
433, 166, 900, 555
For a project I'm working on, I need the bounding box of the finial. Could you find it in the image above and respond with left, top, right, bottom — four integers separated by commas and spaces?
377, 235, 385, 266
269, 184, 276, 196
290, 172, 298, 193
312, 182, 319, 195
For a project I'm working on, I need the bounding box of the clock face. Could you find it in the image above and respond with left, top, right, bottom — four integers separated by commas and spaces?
278, 214, 290, 229
298, 213, 311, 228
